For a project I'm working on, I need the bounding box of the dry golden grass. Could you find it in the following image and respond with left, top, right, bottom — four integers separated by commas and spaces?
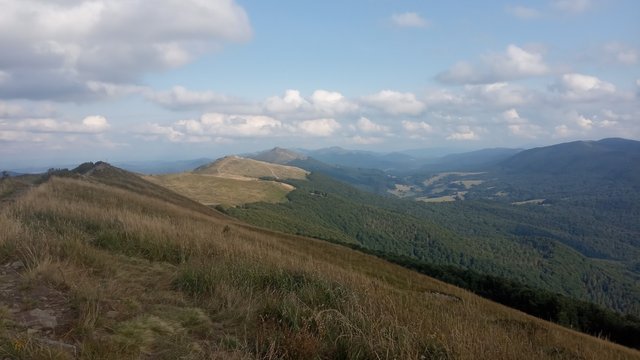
0, 174, 638, 359
145, 156, 308, 206
194, 156, 308, 180
145, 173, 293, 206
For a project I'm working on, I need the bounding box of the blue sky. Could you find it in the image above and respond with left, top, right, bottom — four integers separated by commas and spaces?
1, 0, 639, 168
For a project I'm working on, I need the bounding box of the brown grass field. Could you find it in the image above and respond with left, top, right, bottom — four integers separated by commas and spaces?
145, 157, 308, 206
193, 156, 308, 180
144, 173, 294, 206
0, 167, 638, 359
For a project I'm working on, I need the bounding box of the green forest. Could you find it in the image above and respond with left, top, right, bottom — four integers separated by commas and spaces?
225, 173, 640, 318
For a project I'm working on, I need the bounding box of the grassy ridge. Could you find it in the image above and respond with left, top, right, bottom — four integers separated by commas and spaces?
0, 173, 637, 358
144, 156, 310, 206
145, 173, 294, 206
349, 246, 640, 349
194, 156, 308, 180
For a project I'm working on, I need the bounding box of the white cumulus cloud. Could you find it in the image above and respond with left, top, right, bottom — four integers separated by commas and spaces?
356, 117, 389, 133
140, 113, 345, 142
437, 44, 548, 84
602, 43, 638, 65
446, 126, 478, 140
297, 118, 341, 137
402, 120, 432, 133
81, 115, 110, 132
362, 90, 425, 115
0, 115, 110, 136
264, 90, 309, 113
465, 82, 532, 107
554, 124, 571, 138
501, 108, 542, 138
146, 86, 235, 110
556, 73, 616, 101
310, 90, 358, 115
575, 114, 593, 129
264, 89, 356, 117
182, 113, 281, 137
350, 135, 384, 145
0, 0, 252, 100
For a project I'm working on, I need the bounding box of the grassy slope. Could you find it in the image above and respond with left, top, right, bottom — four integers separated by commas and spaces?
194, 156, 308, 180
145, 157, 309, 206
0, 173, 637, 358
145, 173, 293, 206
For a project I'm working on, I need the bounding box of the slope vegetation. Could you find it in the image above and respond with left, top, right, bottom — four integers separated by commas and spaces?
227, 174, 640, 317
145, 156, 308, 206
499, 138, 640, 179
193, 156, 308, 180
0, 165, 637, 359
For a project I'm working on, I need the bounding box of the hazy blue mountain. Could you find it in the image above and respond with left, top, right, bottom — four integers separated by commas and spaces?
293, 147, 423, 171
499, 138, 640, 181
399, 147, 465, 159
245, 147, 396, 193
115, 158, 213, 174
4, 164, 81, 174
424, 148, 524, 172
248, 147, 307, 164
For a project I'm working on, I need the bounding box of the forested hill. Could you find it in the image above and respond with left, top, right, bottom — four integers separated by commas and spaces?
499, 138, 640, 180
227, 173, 640, 318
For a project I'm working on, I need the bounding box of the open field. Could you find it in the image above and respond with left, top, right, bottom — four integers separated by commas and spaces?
416, 195, 458, 203
0, 169, 638, 359
194, 156, 308, 180
144, 157, 309, 206
451, 180, 484, 189
387, 184, 421, 198
422, 172, 485, 186
145, 173, 294, 206
512, 199, 547, 206
416, 191, 467, 203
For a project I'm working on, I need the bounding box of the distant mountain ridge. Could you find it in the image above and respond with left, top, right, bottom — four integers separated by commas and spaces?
304, 146, 422, 170
249, 147, 307, 165
425, 148, 523, 171
499, 138, 640, 181
115, 158, 213, 174
250, 146, 526, 174
194, 155, 308, 180
144, 156, 308, 206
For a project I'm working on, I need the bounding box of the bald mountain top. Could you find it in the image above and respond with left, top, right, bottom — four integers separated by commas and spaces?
249, 147, 307, 165
194, 155, 308, 180
145, 156, 308, 206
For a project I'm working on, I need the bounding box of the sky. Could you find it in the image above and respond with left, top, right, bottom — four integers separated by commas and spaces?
0, 0, 639, 168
